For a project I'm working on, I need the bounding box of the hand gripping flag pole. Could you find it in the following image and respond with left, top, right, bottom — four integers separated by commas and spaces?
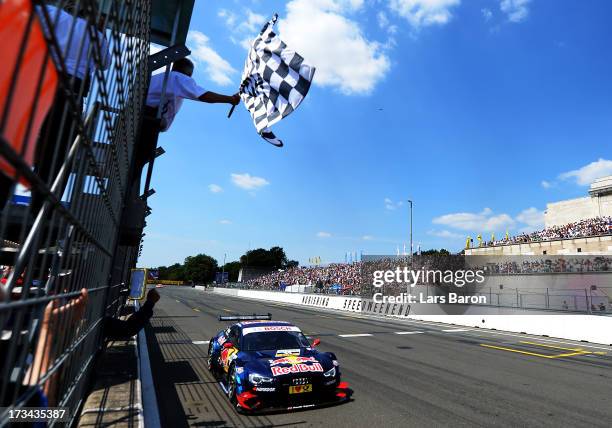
228, 13, 315, 147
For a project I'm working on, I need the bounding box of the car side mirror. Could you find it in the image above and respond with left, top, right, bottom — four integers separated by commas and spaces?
223, 342, 234, 349
312, 338, 321, 347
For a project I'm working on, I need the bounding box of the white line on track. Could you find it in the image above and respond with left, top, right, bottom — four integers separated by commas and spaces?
395, 331, 425, 335
192, 340, 210, 345
441, 329, 473, 332
339, 333, 373, 338
462, 329, 612, 351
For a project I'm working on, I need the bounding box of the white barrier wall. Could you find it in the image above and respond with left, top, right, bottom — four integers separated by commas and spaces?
208, 288, 612, 345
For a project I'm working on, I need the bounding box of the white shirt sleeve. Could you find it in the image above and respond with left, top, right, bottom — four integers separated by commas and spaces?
173, 73, 207, 100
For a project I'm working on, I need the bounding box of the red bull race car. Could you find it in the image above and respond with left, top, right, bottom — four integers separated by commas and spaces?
207, 314, 351, 413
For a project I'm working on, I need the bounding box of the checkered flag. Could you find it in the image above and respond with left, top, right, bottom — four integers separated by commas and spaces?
238, 13, 315, 147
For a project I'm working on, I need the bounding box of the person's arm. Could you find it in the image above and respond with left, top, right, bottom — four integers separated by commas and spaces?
198, 91, 240, 105
104, 288, 160, 340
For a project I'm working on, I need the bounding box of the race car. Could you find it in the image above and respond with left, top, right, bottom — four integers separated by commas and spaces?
207, 314, 351, 412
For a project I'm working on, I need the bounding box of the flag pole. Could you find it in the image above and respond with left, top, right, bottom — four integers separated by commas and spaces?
227, 104, 236, 118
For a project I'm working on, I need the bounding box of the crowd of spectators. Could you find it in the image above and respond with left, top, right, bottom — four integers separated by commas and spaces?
246, 263, 362, 295
474, 257, 612, 274
484, 216, 612, 247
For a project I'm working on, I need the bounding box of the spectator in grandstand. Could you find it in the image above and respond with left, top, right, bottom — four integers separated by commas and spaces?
0, 2, 110, 214
130, 58, 240, 193
484, 217, 612, 247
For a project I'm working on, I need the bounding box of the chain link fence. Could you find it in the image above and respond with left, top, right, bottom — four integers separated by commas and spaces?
0, 0, 151, 424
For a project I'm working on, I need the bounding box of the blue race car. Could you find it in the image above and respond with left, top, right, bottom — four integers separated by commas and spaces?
207, 314, 351, 413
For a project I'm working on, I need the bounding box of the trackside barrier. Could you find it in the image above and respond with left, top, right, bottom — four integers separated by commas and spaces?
207, 287, 612, 345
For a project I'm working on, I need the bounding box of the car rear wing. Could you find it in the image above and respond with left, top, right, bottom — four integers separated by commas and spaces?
218, 313, 272, 321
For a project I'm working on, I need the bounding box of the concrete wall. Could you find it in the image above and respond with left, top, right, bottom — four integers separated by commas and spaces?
544, 176, 612, 227
465, 235, 612, 255
205, 287, 612, 345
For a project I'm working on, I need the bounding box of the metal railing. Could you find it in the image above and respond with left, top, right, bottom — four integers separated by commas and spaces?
0, 0, 150, 424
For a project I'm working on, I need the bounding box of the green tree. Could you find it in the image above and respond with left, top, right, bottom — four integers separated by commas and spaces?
239, 246, 293, 269
183, 254, 218, 283
162, 263, 185, 281
222, 261, 241, 282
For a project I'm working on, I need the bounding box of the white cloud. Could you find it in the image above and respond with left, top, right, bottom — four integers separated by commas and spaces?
362, 235, 374, 240
231, 173, 270, 190
187, 30, 236, 86
239, 10, 266, 32
378, 11, 390, 28
221, 9, 266, 51
432, 206, 546, 235
515, 207, 544, 232
559, 159, 612, 186
481, 8, 493, 21
541, 180, 551, 189
219, 219, 232, 225
427, 229, 464, 239
385, 198, 404, 210
317, 231, 332, 238
279, 0, 390, 94
208, 184, 223, 193
389, 0, 461, 29
500, 0, 531, 23
218, 9, 238, 27
432, 207, 515, 232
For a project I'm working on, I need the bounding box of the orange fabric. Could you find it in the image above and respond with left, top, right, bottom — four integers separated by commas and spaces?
0, 0, 58, 187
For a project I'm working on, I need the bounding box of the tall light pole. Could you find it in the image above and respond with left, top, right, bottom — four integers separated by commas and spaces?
221, 253, 227, 284
408, 199, 413, 265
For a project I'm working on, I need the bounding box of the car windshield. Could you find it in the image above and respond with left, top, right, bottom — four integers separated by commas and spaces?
242, 331, 311, 351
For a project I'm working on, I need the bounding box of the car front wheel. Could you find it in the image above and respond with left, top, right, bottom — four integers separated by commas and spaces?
207, 342, 215, 371
227, 365, 237, 404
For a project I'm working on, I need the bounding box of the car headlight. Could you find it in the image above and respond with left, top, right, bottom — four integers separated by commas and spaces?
249, 373, 274, 384
323, 367, 336, 377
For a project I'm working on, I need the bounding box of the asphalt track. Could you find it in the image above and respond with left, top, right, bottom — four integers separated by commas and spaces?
146, 287, 612, 428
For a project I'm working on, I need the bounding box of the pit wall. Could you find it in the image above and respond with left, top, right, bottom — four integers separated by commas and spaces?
203, 287, 612, 345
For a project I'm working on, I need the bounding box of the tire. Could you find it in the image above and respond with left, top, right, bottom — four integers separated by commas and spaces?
227, 365, 237, 404
207, 342, 215, 372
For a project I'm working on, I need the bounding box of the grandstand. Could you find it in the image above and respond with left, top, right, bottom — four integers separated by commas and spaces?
467, 178, 612, 256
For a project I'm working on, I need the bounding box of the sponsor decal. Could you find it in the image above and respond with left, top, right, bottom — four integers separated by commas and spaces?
289, 384, 313, 394
217, 336, 227, 345
239, 320, 290, 326
221, 347, 238, 372
271, 363, 323, 376
242, 326, 301, 335
270, 356, 317, 366
236, 367, 244, 374
254, 386, 276, 392
275, 349, 301, 357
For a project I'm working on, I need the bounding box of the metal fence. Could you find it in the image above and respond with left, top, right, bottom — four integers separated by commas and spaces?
0, 0, 150, 424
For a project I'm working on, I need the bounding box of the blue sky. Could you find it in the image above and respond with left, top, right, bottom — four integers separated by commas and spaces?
140, 0, 612, 268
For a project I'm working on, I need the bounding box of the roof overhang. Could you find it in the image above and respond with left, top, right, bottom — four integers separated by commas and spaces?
150, 0, 195, 47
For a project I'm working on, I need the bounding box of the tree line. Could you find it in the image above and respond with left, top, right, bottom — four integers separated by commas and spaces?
153, 246, 298, 284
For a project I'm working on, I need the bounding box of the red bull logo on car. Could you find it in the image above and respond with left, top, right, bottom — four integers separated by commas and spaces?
269, 355, 323, 376
271, 363, 324, 376
270, 356, 317, 366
